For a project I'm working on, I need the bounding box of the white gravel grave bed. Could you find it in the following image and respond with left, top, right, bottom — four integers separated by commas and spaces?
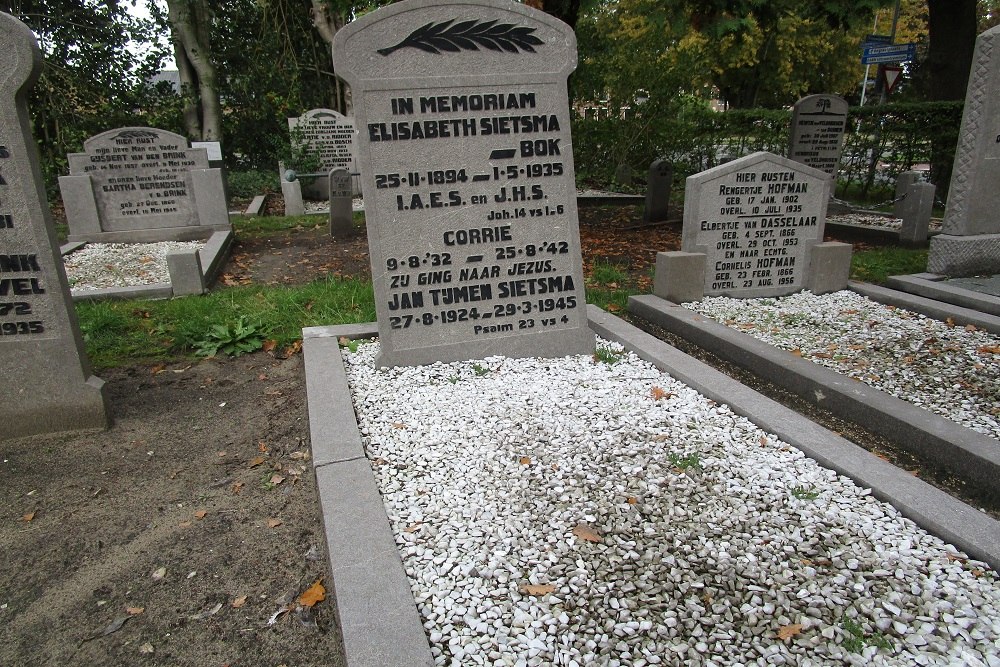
826, 213, 942, 233
342, 339, 1000, 667
62, 241, 204, 292
683, 290, 1000, 442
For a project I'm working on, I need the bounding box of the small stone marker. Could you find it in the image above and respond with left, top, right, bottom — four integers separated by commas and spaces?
0, 12, 109, 438
334, 0, 594, 367
929, 24, 1000, 276
288, 108, 359, 197
328, 167, 354, 237
894, 169, 922, 219
642, 159, 672, 223
788, 94, 849, 179
653, 152, 851, 302
59, 127, 230, 243
899, 181, 935, 246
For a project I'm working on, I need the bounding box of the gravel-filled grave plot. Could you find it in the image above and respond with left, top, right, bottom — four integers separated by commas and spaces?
62, 241, 204, 291
826, 213, 942, 233
683, 290, 1000, 442
342, 339, 1000, 667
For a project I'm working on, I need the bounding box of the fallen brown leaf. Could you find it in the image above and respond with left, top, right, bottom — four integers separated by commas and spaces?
249, 456, 266, 468
194, 510, 208, 520
519, 583, 556, 596
519, 456, 532, 465
126, 606, 144, 615
298, 580, 326, 608
572, 523, 602, 543
267, 518, 283, 528
270, 474, 286, 486
231, 481, 244, 494
777, 623, 803, 642
232, 595, 248, 608
22, 511, 35, 522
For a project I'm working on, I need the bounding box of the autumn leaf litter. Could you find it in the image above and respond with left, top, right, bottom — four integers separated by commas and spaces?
342, 337, 1000, 666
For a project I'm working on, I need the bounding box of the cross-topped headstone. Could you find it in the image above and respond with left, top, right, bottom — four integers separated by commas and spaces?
334, 0, 593, 367
0, 12, 109, 438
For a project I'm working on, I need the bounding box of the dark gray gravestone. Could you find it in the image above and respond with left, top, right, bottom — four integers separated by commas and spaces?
894, 169, 922, 219
334, 0, 594, 367
642, 159, 672, 223
899, 181, 935, 247
0, 12, 109, 438
929, 24, 1000, 276
59, 127, 229, 243
329, 167, 354, 237
788, 94, 849, 179
682, 152, 833, 298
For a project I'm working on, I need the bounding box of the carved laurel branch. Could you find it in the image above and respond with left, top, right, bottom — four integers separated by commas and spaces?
377, 19, 543, 56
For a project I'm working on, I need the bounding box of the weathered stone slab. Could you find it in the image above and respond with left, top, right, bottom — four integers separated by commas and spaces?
642, 159, 672, 223
333, 0, 594, 367
788, 94, 848, 178
59, 127, 229, 243
329, 167, 354, 237
681, 152, 832, 298
0, 12, 109, 438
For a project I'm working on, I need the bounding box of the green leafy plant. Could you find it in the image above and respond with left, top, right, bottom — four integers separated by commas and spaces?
194, 317, 268, 358
791, 485, 820, 500
593, 347, 623, 365
840, 616, 894, 654
472, 363, 489, 376
669, 452, 702, 471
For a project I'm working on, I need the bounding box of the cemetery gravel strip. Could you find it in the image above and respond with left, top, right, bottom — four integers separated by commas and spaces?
63, 241, 204, 290
341, 339, 1000, 666
682, 290, 1000, 442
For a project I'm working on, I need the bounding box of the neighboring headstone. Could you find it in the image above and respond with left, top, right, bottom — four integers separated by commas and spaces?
192, 140, 228, 204
287, 108, 359, 198
614, 163, 633, 187
333, 0, 594, 367
329, 167, 354, 237
0, 12, 109, 438
788, 94, 849, 179
653, 152, 851, 302
899, 181, 936, 246
59, 127, 230, 243
643, 159, 672, 223
894, 169, 922, 219
929, 24, 1000, 276
280, 165, 305, 216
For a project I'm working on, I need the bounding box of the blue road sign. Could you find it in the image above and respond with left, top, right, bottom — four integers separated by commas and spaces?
862, 42, 916, 65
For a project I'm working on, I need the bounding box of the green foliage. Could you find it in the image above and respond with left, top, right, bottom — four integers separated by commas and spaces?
227, 170, 281, 199
669, 452, 702, 470
593, 346, 623, 365
193, 316, 268, 357
472, 363, 490, 377
75, 275, 376, 369
589, 260, 629, 286
850, 247, 928, 285
790, 485, 820, 500
840, 616, 894, 654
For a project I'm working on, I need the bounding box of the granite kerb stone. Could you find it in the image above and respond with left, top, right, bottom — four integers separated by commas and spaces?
626, 294, 1000, 497
304, 311, 1000, 666
878, 274, 1000, 322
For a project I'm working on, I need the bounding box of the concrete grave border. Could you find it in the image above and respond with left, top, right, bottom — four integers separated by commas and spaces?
60, 228, 233, 301
303, 308, 1000, 666
627, 290, 1000, 495
881, 272, 1000, 320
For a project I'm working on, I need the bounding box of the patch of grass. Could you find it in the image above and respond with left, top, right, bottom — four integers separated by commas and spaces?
232, 211, 366, 239
668, 452, 702, 471
593, 346, 623, 365
840, 616, 894, 654
790, 485, 820, 500
850, 247, 927, 285
193, 316, 268, 358
75, 275, 376, 369
589, 260, 629, 286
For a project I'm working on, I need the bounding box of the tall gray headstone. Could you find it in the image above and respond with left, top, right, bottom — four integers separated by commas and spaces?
288, 108, 359, 198
643, 159, 672, 223
681, 152, 833, 298
334, 0, 594, 367
929, 24, 1000, 276
894, 169, 922, 219
899, 181, 935, 247
0, 12, 109, 438
59, 127, 230, 243
788, 94, 849, 179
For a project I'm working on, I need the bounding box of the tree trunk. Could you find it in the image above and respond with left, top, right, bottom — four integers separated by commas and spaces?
926, 0, 977, 198
165, 0, 223, 141
311, 0, 350, 114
